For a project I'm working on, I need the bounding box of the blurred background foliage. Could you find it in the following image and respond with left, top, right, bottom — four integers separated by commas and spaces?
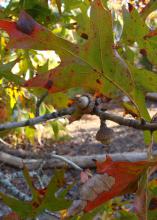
0, 0, 156, 146
0, 0, 87, 144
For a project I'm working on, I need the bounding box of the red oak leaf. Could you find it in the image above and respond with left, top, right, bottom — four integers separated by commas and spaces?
68, 156, 157, 216
84, 156, 155, 212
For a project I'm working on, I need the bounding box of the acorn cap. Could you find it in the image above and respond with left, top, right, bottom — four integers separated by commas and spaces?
76, 94, 95, 114
96, 121, 114, 145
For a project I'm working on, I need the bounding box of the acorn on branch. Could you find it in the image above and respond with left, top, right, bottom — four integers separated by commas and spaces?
96, 121, 114, 145
76, 94, 95, 114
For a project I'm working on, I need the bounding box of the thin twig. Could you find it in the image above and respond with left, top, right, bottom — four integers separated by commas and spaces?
44, 210, 60, 219
95, 109, 157, 131
0, 106, 75, 131
51, 153, 83, 171
0, 103, 156, 133
38, 160, 46, 175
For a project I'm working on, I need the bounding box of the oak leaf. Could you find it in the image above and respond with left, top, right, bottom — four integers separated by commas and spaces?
68, 156, 157, 215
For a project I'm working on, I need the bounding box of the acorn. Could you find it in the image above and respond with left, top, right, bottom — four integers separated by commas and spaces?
76, 94, 95, 114
96, 121, 114, 145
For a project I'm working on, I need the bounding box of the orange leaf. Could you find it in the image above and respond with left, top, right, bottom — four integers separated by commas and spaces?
23, 56, 102, 94
24, 68, 63, 93
144, 30, 157, 39
69, 156, 157, 214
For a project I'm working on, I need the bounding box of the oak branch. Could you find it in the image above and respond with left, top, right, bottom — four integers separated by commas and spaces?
0, 95, 156, 132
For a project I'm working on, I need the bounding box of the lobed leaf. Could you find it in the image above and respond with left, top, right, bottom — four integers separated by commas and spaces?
69, 156, 157, 215
24, 0, 138, 108
0, 169, 71, 219
0, 10, 77, 55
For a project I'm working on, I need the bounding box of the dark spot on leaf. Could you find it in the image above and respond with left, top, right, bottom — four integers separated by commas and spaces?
16, 10, 36, 35
5, 48, 9, 52
128, 3, 133, 12
46, 16, 51, 22
140, 48, 147, 56
96, 79, 102, 85
96, 1, 100, 6
38, 188, 46, 196
44, 80, 53, 89
24, 81, 28, 86
149, 198, 157, 210
80, 33, 88, 40
32, 201, 40, 208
